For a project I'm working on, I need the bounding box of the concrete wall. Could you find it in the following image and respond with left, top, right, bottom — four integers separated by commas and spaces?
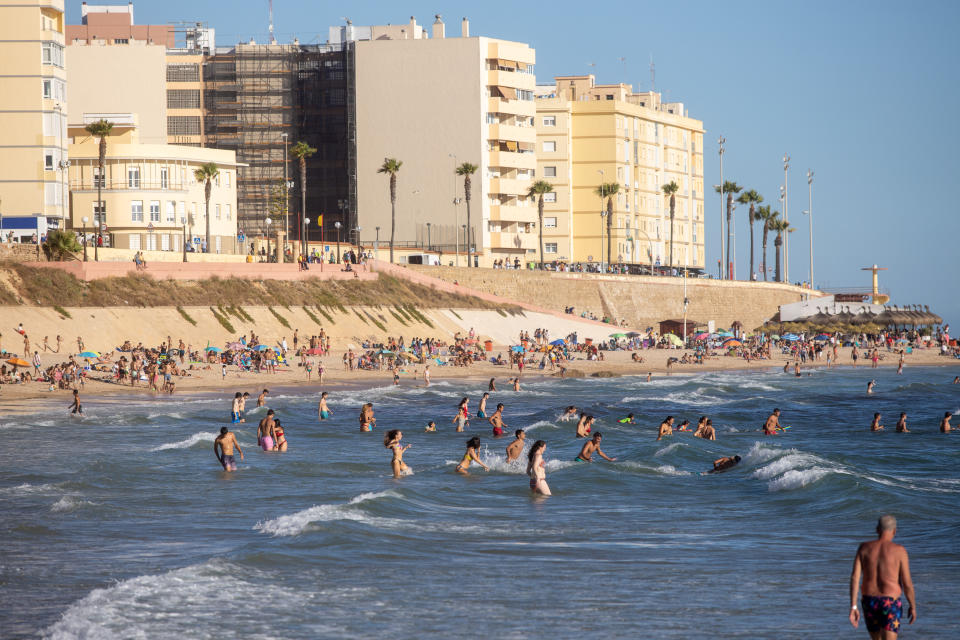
25, 260, 376, 282
407, 265, 823, 331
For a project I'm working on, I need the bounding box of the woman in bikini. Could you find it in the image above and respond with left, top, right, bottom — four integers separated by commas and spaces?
526, 439, 551, 496
455, 436, 489, 474
359, 402, 375, 432
384, 429, 411, 478
452, 397, 469, 432
273, 418, 287, 452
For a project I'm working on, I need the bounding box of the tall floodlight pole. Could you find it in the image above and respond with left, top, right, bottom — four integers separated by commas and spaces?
806, 169, 814, 288
718, 136, 726, 280
782, 153, 790, 282
597, 169, 605, 269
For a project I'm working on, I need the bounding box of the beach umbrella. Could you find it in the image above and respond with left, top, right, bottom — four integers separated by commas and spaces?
205, 346, 222, 353
254, 344, 271, 351
609, 332, 627, 338
549, 339, 565, 346
814, 334, 831, 340
626, 331, 642, 338
380, 349, 395, 355
398, 352, 417, 360
782, 334, 800, 341
510, 345, 525, 352
694, 332, 710, 340
721, 336, 740, 345
664, 333, 683, 347
77, 351, 100, 358
724, 339, 743, 348
770, 334, 781, 340
6, 357, 29, 367
226, 341, 244, 350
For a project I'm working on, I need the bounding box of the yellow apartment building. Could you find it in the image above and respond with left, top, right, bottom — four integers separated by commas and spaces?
353, 16, 536, 266
536, 75, 705, 271
68, 117, 239, 253
0, 0, 68, 228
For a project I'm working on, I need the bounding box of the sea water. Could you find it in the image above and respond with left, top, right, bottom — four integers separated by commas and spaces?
2, 365, 959, 638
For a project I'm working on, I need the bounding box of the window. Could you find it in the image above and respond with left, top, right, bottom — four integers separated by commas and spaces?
224, 172, 230, 187
131, 200, 144, 222
167, 89, 201, 109
161, 234, 170, 251
543, 115, 556, 126
543, 192, 557, 203
167, 116, 201, 135
166, 201, 176, 222
166, 64, 200, 82
543, 166, 557, 178
606, 94, 614, 100
517, 89, 534, 101
225, 204, 231, 220
145, 233, 157, 251
92, 201, 105, 225
41, 41, 64, 67
43, 79, 52, 99
215, 204, 221, 220
128, 166, 141, 188
693, 224, 698, 243
486, 113, 498, 124
544, 217, 557, 228
542, 141, 556, 152
160, 167, 169, 189
129, 234, 141, 250
149, 201, 160, 222
114, 38, 129, 44
545, 243, 558, 253
44, 153, 54, 170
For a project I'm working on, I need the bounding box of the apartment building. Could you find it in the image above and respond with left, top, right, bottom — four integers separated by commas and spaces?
535, 75, 705, 271
0, 0, 68, 232
352, 16, 536, 266
67, 116, 239, 252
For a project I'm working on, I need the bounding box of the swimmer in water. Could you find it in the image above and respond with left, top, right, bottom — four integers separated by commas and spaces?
953, 376, 959, 384
317, 391, 332, 420
489, 403, 508, 437
709, 455, 741, 473
213, 426, 243, 471
896, 413, 909, 433
867, 380, 876, 395
359, 403, 375, 432
455, 436, 489, 474
506, 429, 525, 463
575, 432, 616, 463
526, 439, 551, 496
677, 419, 691, 431
763, 409, 781, 436
257, 409, 276, 451
273, 419, 287, 452
560, 406, 578, 421
231, 392, 244, 423
453, 397, 469, 432
576, 414, 594, 439
257, 388, 269, 407
240, 392, 249, 420
511, 377, 521, 391
617, 413, 636, 424
940, 412, 952, 433
488, 377, 497, 391
477, 392, 489, 418
384, 429, 411, 478
696, 419, 716, 441
693, 416, 707, 437
646, 372, 652, 382
870, 412, 884, 432
424, 420, 436, 432
657, 416, 675, 441
68, 389, 83, 416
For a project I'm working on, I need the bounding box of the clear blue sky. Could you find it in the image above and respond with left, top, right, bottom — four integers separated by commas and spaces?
69, 1, 960, 325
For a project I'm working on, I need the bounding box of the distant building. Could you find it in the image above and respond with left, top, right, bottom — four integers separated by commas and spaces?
535, 75, 705, 270
0, 0, 69, 229
67, 116, 239, 253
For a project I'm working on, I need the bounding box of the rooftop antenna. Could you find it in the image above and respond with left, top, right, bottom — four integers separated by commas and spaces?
649, 55, 655, 92
268, 0, 275, 44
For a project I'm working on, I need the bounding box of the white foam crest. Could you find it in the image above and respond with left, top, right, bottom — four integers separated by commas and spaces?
1, 482, 58, 495
151, 431, 217, 452
656, 464, 692, 477
253, 490, 399, 537
767, 467, 830, 491
51, 495, 95, 512
752, 453, 824, 480
522, 420, 558, 432
654, 442, 688, 457
743, 441, 793, 464
618, 460, 691, 476
661, 389, 733, 407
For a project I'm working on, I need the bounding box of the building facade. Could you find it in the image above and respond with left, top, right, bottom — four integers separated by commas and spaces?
0, 0, 68, 228
68, 119, 239, 253
353, 16, 536, 266
535, 75, 705, 271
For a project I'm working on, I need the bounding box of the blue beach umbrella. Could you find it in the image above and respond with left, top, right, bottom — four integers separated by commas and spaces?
510, 345, 524, 352
782, 334, 800, 341
255, 345, 271, 351
549, 339, 565, 346
205, 346, 222, 353
77, 351, 100, 358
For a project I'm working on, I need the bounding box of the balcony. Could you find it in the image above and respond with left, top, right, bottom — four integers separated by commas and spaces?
489, 176, 531, 195
69, 180, 188, 193
487, 69, 536, 91
487, 123, 536, 144
488, 150, 536, 170
489, 204, 537, 223
489, 231, 537, 252
486, 97, 535, 117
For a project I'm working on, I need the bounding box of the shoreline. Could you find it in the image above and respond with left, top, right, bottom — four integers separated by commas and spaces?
3, 347, 957, 414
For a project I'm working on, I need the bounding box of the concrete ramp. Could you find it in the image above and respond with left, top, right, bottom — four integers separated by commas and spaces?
436, 309, 614, 346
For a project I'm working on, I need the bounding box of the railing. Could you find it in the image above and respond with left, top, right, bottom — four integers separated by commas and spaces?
69, 181, 189, 192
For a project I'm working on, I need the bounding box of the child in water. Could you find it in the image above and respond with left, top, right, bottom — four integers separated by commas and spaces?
384, 430, 411, 478
425, 420, 437, 432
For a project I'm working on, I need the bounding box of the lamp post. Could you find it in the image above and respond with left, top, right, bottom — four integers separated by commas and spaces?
353, 226, 361, 261
426, 222, 432, 251
782, 153, 790, 281
281, 133, 289, 244
81, 216, 89, 262
304, 218, 310, 260
453, 196, 462, 266
806, 169, 814, 288
265, 217, 272, 263
181, 215, 188, 262
54, 103, 68, 229
682, 267, 689, 347
375, 226, 380, 261
597, 169, 605, 270
334, 221, 341, 262
718, 136, 725, 280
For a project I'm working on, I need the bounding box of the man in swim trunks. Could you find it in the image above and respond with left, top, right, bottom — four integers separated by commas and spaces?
317, 391, 332, 420
657, 416, 675, 441
763, 409, 781, 435
257, 388, 269, 407
68, 389, 83, 416
576, 432, 616, 462
489, 403, 508, 437
477, 392, 489, 418
505, 429, 525, 462
849, 514, 916, 638
258, 409, 277, 451
214, 426, 244, 471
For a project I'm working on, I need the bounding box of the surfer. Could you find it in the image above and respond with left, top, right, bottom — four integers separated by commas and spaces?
213, 426, 243, 471
849, 515, 916, 638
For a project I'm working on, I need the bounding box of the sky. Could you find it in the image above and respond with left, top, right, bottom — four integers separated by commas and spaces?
68, 1, 960, 325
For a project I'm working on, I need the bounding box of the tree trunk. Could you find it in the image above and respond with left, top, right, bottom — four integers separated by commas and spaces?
761, 224, 769, 281
748, 204, 755, 280
774, 236, 782, 282
464, 174, 472, 267
300, 158, 307, 257
389, 174, 396, 263
538, 196, 544, 267
725, 193, 733, 279
606, 196, 613, 269
668, 194, 675, 269
204, 180, 212, 253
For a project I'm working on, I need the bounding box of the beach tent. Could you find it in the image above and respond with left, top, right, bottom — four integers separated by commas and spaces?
664, 333, 683, 347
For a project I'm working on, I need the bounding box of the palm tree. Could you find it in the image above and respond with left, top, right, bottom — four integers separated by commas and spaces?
42, 229, 81, 261
594, 182, 620, 267
662, 181, 679, 269
455, 162, 478, 267
84, 119, 113, 261
377, 157, 402, 263
770, 217, 793, 283
714, 180, 742, 278
527, 180, 553, 267
193, 162, 219, 253
754, 205, 776, 281
290, 141, 316, 257
736, 189, 763, 280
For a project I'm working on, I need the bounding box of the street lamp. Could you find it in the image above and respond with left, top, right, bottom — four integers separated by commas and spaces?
426, 222, 432, 251
81, 216, 89, 262
375, 226, 380, 261
449, 152, 458, 265
181, 215, 188, 262
718, 136, 725, 280
806, 169, 814, 288
334, 221, 341, 262
265, 217, 272, 262
782, 153, 791, 281
281, 133, 289, 245
597, 169, 605, 270
304, 218, 310, 260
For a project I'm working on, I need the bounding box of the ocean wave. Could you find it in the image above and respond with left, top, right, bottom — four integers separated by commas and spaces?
253, 490, 400, 537
766, 467, 831, 491
151, 431, 218, 452
654, 442, 688, 457
752, 453, 824, 480
521, 420, 558, 432
618, 461, 692, 476
51, 495, 96, 513
743, 441, 792, 464
1, 482, 59, 495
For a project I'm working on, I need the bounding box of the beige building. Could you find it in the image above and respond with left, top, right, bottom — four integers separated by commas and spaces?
535, 75, 705, 271
0, 0, 68, 226
68, 118, 239, 253
352, 16, 536, 266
